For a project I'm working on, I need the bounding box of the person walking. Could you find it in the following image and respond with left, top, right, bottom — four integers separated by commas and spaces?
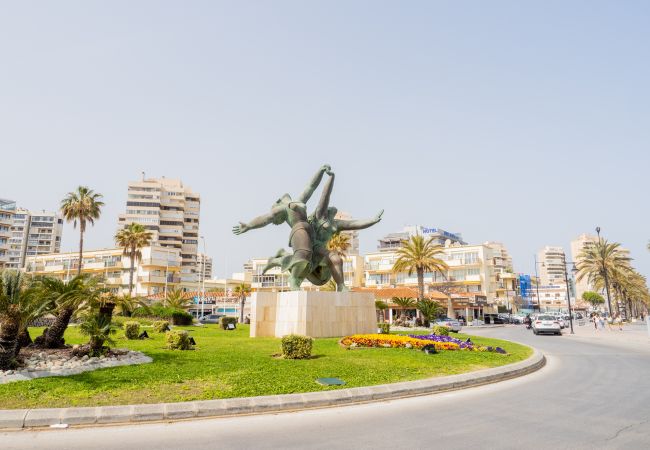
592, 314, 598, 332
598, 315, 605, 331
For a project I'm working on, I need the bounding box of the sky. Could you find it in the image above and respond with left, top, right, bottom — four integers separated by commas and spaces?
1, 1, 649, 279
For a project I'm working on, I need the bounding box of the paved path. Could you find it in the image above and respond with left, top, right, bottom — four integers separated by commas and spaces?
4, 326, 650, 449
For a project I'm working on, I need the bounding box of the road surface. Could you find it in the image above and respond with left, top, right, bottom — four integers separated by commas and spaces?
4, 324, 650, 449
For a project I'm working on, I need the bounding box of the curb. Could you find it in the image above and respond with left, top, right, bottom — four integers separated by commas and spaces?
0, 347, 545, 430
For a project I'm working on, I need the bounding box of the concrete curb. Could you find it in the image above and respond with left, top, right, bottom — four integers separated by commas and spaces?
0, 348, 545, 430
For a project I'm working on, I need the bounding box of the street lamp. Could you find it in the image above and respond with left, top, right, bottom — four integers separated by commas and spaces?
595, 226, 614, 317
533, 255, 543, 311
561, 252, 578, 334
200, 236, 207, 318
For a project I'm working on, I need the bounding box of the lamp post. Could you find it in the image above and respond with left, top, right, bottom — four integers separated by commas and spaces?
561, 252, 578, 334
200, 236, 206, 318
595, 226, 614, 317
533, 255, 542, 311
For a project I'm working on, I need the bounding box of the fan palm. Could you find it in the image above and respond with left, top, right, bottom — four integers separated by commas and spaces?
35, 275, 103, 348
375, 300, 388, 322
416, 299, 443, 327
164, 287, 191, 309
392, 235, 448, 301
79, 313, 118, 357
392, 296, 416, 321
234, 283, 251, 323
61, 186, 104, 275
115, 222, 152, 296
327, 232, 351, 257
576, 238, 631, 314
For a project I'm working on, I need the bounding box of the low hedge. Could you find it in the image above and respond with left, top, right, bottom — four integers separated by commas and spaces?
152, 320, 170, 333
123, 321, 140, 340
432, 325, 450, 336
281, 334, 313, 359
378, 323, 390, 334
220, 316, 238, 330
165, 330, 193, 350
133, 304, 193, 326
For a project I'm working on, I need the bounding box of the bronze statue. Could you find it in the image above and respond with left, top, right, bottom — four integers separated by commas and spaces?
233, 165, 382, 291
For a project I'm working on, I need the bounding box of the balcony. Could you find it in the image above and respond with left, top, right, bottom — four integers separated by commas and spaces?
139, 274, 181, 284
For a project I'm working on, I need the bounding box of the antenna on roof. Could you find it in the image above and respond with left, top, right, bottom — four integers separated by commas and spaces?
141, 171, 145, 181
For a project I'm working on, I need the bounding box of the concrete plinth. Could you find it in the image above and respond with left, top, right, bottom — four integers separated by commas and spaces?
250, 291, 376, 338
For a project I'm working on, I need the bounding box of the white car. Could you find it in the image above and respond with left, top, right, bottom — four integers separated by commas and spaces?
434, 318, 462, 332
531, 315, 562, 335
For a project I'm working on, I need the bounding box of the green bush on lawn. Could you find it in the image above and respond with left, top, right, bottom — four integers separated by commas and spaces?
123, 321, 140, 340
165, 330, 193, 350
219, 317, 237, 330
153, 320, 170, 333
432, 325, 450, 336
281, 334, 313, 359
133, 304, 193, 326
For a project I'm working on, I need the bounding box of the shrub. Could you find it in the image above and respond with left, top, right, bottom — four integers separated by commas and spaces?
281, 334, 313, 359
165, 330, 193, 350
378, 323, 390, 334
123, 321, 140, 340
432, 325, 450, 336
171, 310, 193, 326
153, 320, 170, 333
220, 316, 238, 330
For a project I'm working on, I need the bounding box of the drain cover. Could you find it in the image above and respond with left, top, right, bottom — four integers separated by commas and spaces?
316, 377, 345, 386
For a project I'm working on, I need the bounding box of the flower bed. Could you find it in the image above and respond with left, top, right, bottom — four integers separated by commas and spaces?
341, 334, 460, 351
410, 334, 507, 354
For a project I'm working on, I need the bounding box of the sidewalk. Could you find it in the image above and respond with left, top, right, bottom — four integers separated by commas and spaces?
566, 321, 650, 346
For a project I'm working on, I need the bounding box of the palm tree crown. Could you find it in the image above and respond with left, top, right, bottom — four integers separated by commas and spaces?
61, 186, 104, 275
327, 232, 351, 258
115, 222, 153, 295
392, 235, 448, 301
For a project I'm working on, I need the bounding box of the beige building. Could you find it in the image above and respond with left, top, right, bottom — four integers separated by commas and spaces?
0, 199, 15, 269
6, 208, 63, 269
117, 176, 200, 286
538, 246, 567, 286
25, 244, 182, 296
528, 284, 570, 312
197, 253, 213, 280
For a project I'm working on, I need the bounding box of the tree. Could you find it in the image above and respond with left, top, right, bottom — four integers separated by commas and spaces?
375, 300, 388, 322
392, 296, 416, 321
60, 186, 104, 275
576, 238, 631, 315
79, 313, 117, 357
115, 222, 152, 296
164, 287, 191, 309
234, 283, 251, 323
327, 232, 351, 258
582, 291, 605, 309
416, 299, 443, 327
0, 271, 51, 369
35, 275, 103, 348
392, 235, 448, 302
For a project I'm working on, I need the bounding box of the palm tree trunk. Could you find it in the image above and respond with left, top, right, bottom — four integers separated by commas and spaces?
78, 224, 85, 276
128, 248, 135, 296
99, 303, 116, 324
0, 315, 20, 370
15, 328, 32, 356
239, 295, 246, 323
41, 307, 74, 348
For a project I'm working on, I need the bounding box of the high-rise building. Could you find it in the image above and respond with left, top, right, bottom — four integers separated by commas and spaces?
0, 199, 16, 269
6, 208, 63, 269
117, 176, 200, 285
538, 246, 567, 286
0, 199, 63, 269
197, 253, 213, 280
377, 225, 466, 252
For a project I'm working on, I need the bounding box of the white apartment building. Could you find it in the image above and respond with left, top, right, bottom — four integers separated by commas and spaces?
197, 253, 213, 280
25, 244, 182, 296
538, 246, 568, 286
0, 199, 15, 269
117, 176, 200, 286
6, 209, 63, 269
377, 225, 466, 253
528, 284, 571, 312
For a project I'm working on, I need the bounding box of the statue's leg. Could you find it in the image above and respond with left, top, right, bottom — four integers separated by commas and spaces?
326, 252, 347, 291
289, 261, 310, 290
287, 224, 313, 290
306, 263, 331, 286
262, 249, 287, 274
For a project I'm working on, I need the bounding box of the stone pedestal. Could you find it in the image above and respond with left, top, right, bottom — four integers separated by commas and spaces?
250, 291, 376, 338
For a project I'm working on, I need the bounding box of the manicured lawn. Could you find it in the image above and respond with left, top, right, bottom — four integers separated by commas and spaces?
0, 324, 532, 409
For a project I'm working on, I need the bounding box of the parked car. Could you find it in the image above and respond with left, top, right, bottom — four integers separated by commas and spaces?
199, 314, 224, 324
434, 318, 462, 332
531, 315, 562, 335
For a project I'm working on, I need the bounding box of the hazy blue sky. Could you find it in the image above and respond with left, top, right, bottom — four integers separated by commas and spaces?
2, 1, 649, 279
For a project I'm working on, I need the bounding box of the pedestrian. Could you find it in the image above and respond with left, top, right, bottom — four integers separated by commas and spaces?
615, 314, 623, 331
592, 314, 598, 331
598, 315, 605, 331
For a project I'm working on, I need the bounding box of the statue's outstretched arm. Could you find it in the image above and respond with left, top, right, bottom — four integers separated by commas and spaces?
315, 172, 335, 220
297, 164, 331, 203
232, 206, 285, 235
335, 210, 384, 231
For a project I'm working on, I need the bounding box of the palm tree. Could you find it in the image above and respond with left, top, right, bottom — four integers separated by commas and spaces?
234, 283, 251, 323
164, 287, 191, 309
35, 275, 103, 348
115, 222, 152, 295
60, 186, 104, 275
375, 300, 388, 322
391, 296, 416, 321
392, 234, 448, 302
327, 232, 351, 257
0, 271, 51, 369
416, 299, 443, 327
576, 238, 631, 315
79, 313, 117, 357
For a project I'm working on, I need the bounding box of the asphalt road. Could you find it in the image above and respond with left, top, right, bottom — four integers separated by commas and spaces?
4, 325, 650, 450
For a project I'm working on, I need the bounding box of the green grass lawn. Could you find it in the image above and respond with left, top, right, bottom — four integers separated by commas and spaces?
0, 324, 532, 409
